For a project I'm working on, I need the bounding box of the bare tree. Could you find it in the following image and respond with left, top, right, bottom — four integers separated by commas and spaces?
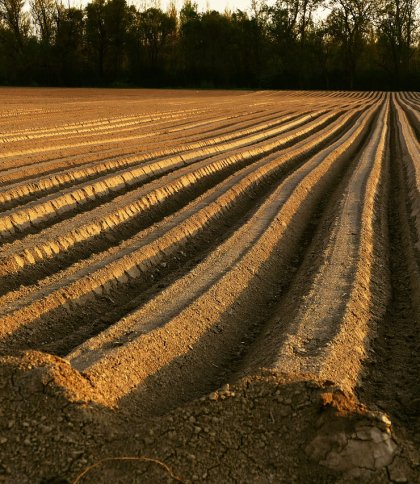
375, 0, 419, 85
298, 0, 323, 44
325, 0, 375, 88
30, 0, 58, 45
0, 0, 30, 49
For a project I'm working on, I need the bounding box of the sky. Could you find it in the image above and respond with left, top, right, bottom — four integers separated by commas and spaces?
68, 0, 259, 13
157, 0, 253, 12
68, 0, 326, 17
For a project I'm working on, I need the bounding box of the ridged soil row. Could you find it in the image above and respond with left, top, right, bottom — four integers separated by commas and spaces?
0, 92, 372, 161
0, 103, 378, 352
0, 107, 63, 121
0, 111, 367, 302
391, 94, 420, 305
397, 92, 420, 138
9, 109, 225, 145
0, 108, 277, 206
42, 99, 380, 411
0, 107, 357, 287
0, 110, 334, 241
328, 92, 343, 98
10, 106, 376, 355
0, 116, 209, 161
3, 147, 315, 355
0, 108, 205, 144
0, 105, 238, 161
0, 107, 212, 142
400, 90, 420, 108
0, 110, 328, 234
0, 109, 42, 119
241, 98, 391, 394
400, 91, 420, 110
0, 112, 144, 138
356, 98, 420, 442
412, 93, 420, 105
406, 92, 419, 106
0, 108, 214, 152
0, 136, 303, 298
0, 107, 269, 186
401, 90, 420, 107
0, 107, 367, 302
0, 110, 228, 167
0, 110, 303, 211
0, 93, 367, 183
0, 113, 339, 246
393, 95, 420, 269
3, 109, 244, 150
0, 106, 204, 135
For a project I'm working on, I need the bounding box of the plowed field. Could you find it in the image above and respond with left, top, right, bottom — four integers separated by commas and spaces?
0, 88, 419, 483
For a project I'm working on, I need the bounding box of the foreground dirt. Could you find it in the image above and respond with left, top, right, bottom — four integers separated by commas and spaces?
1, 354, 416, 483
0, 89, 418, 482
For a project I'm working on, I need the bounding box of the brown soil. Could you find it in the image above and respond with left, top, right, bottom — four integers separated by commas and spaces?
0, 89, 418, 483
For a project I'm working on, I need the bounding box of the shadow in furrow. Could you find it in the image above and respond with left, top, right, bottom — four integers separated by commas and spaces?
0, 110, 325, 245
356, 102, 420, 444
0, 109, 269, 187
95, 107, 380, 416
3, 149, 315, 356
0, 110, 289, 211
0, 149, 295, 296
0, 112, 345, 296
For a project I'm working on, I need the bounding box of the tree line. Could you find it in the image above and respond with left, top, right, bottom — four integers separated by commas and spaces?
0, 0, 419, 90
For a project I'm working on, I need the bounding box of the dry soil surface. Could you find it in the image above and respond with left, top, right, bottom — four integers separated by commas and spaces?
0, 88, 419, 483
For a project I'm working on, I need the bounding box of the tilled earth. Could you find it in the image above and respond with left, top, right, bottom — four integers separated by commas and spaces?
0, 88, 418, 482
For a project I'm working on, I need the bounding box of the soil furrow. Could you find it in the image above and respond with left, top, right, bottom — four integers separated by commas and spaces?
397, 92, 420, 139
0, 109, 208, 143
0, 109, 213, 155
0, 110, 333, 240
0, 110, 302, 211
0, 108, 358, 291
0, 107, 209, 138
0, 108, 269, 186
393, 95, 420, 268
357, 97, 420, 445
1, 90, 416, 484
39, 107, 378, 356
241, 98, 391, 393
50, 100, 379, 411
0, 105, 376, 350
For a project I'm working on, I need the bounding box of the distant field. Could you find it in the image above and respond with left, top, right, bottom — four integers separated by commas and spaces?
0, 88, 418, 482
